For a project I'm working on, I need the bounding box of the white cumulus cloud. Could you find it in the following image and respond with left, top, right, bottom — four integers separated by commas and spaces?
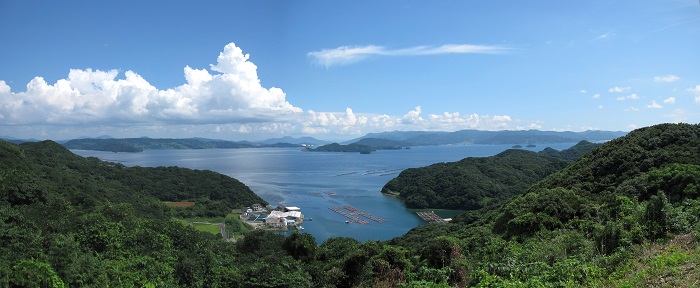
646, 100, 662, 109
609, 86, 631, 93
400, 106, 424, 124
663, 97, 676, 104
691, 85, 700, 104
0, 43, 302, 126
616, 93, 639, 101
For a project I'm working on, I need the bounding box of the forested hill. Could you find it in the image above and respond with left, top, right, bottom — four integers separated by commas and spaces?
381, 140, 599, 209
1, 140, 267, 216
494, 123, 700, 240
0, 140, 280, 287
530, 123, 700, 196
389, 123, 700, 286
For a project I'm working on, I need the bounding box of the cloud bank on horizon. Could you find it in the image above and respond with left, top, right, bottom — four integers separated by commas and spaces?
0, 43, 523, 140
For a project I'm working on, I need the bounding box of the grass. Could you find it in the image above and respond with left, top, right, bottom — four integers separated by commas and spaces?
175, 214, 249, 238
192, 223, 221, 235
173, 217, 224, 236
225, 213, 250, 239
602, 234, 700, 287
186, 216, 225, 223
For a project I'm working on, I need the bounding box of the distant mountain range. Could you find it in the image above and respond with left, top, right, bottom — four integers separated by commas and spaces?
2, 129, 627, 152
0, 136, 40, 144
61, 137, 306, 152
344, 129, 627, 146
256, 136, 331, 146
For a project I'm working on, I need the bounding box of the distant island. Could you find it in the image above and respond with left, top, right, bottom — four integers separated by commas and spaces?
306, 143, 376, 154
62, 137, 303, 152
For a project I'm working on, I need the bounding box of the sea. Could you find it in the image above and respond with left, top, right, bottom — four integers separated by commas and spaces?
72, 143, 576, 244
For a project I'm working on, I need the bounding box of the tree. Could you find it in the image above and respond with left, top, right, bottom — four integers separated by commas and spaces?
645, 191, 671, 239
283, 231, 318, 263
10, 259, 66, 288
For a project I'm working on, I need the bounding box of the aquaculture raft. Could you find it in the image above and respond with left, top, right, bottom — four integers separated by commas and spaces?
343, 206, 385, 223
416, 211, 448, 223
329, 206, 368, 224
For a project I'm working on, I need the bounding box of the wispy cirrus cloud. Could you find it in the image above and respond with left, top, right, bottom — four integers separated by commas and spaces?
308, 44, 510, 67
654, 74, 680, 83
594, 31, 616, 41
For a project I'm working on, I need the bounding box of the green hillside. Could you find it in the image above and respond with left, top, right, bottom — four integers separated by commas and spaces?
0, 140, 278, 287
391, 123, 700, 286
382, 140, 598, 209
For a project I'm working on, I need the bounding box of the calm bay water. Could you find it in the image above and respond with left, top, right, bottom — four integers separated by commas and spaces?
72, 143, 575, 243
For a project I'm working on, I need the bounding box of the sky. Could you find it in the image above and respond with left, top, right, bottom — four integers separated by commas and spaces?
1, 0, 699, 141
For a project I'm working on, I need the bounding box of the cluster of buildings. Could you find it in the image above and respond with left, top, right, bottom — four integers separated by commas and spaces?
243, 204, 304, 230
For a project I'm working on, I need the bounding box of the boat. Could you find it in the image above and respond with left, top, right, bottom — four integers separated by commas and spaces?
345, 220, 350, 224
297, 226, 304, 230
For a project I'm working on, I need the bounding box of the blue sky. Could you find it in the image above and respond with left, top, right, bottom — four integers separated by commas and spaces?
1, 0, 699, 141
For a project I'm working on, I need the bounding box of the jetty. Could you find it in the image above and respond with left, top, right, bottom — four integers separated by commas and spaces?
416, 211, 448, 223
